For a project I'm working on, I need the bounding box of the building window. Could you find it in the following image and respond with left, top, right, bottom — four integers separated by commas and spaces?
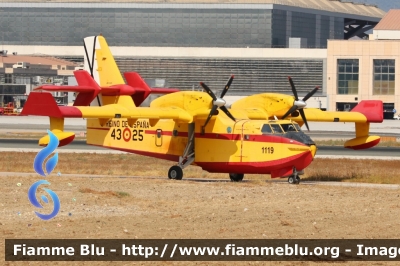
337, 59, 359, 95
4, 74, 13, 84
373, 59, 395, 95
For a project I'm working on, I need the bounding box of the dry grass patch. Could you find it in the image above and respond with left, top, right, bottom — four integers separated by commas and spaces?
0, 152, 230, 178
1, 152, 400, 184
303, 158, 400, 184
79, 187, 130, 198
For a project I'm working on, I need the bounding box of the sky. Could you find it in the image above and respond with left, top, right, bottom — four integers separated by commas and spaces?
359, 0, 400, 11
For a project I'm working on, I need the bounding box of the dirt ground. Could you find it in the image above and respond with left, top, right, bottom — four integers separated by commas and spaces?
1, 173, 400, 265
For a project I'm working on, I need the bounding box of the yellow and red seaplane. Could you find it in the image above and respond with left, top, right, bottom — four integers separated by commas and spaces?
21, 35, 383, 184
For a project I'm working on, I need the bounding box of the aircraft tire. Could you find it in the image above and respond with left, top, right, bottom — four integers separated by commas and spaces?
168, 166, 183, 180
288, 175, 300, 184
229, 173, 244, 182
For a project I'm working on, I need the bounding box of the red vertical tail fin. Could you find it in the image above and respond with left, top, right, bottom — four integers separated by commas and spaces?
124, 72, 180, 106
73, 70, 101, 106
124, 72, 151, 106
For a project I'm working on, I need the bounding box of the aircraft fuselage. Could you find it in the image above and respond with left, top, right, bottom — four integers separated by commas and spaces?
86, 116, 316, 179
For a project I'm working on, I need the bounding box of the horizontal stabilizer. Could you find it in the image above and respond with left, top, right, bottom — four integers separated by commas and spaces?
100, 84, 137, 96
34, 85, 95, 92
20, 92, 82, 118
34, 70, 101, 106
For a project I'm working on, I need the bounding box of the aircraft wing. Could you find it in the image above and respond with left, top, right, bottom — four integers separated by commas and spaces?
21, 91, 192, 123
76, 105, 192, 122
290, 100, 383, 123
288, 100, 383, 150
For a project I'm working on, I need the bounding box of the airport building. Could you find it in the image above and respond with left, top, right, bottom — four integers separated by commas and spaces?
0, 0, 384, 48
327, 9, 400, 116
0, 55, 77, 109
0, 0, 395, 113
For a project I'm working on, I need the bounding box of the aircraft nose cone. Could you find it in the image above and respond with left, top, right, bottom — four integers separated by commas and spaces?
310, 144, 317, 158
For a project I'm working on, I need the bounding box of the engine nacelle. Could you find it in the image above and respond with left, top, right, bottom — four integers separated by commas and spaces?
344, 136, 380, 150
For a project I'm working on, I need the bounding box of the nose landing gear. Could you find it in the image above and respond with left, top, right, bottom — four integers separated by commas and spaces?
288, 175, 300, 184
287, 167, 302, 184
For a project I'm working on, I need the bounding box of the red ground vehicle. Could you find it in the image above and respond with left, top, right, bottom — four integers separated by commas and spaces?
0, 102, 17, 115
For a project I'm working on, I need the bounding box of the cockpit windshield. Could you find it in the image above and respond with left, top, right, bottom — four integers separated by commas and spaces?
281, 123, 297, 132
260, 122, 312, 145
262, 122, 300, 134
294, 124, 302, 132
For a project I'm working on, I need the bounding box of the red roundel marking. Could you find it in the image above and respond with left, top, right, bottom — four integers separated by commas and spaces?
123, 128, 131, 142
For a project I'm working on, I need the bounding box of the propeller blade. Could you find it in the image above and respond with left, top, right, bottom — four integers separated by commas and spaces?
288, 76, 299, 101
220, 75, 234, 98
299, 109, 310, 131
200, 82, 217, 101
220, 106, 236, 122
203, 104, 219, 130
302, 86, 320, 102
282, 105, 298, 120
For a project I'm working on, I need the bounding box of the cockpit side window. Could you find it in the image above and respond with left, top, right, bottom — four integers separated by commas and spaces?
294, 124, 302, 132
261, 124, 272, 134
270, 124, 283, 134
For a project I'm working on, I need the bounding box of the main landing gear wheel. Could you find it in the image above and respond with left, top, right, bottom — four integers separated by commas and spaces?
168, 166, 183, 180
288, 175, 300, 184
229, 173, 244, 182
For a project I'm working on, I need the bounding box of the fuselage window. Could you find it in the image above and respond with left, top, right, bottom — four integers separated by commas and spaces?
270, 124, 283, 134
261, 124, 273, 134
